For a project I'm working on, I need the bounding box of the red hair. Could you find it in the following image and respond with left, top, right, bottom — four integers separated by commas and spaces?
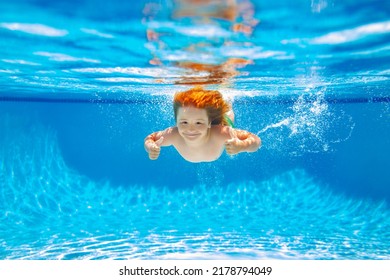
173, 87, 231, 125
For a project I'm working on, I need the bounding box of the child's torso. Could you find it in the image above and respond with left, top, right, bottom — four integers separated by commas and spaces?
173, 126, 228, 162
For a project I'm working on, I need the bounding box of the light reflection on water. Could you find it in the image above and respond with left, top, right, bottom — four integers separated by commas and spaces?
0, 0, 389, 96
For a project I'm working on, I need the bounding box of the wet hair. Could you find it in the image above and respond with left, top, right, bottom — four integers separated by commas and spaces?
173, 86, 231, 125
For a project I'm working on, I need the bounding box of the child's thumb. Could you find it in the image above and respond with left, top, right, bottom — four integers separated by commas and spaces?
155, 137, 164, 147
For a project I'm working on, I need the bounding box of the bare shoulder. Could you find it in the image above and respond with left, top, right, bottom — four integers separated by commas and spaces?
211, 125, 231, 141
213, 126, 257, 140
160, 126, 180, 146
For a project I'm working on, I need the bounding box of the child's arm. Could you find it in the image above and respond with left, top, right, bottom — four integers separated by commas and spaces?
225, 127, 261, 155
144, 128, 175, 160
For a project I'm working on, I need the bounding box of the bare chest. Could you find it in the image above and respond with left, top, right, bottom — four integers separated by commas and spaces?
174, 140, 225, 163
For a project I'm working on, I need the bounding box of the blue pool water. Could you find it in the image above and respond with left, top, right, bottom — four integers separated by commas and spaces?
0, 0, 389, 259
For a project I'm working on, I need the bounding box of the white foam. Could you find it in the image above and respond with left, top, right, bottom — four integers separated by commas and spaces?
176, 24, 231, 38
34, 51, 100, 63
311, 21, 390, 44
80, 28, 114, 39
221, 46, 288, 60
351, 45, 390, 56
96, 77, 155, 83
70, 66, 197, 78
0, 69, 20, 74
0, 22, 68, 37
2, 59, 40, 66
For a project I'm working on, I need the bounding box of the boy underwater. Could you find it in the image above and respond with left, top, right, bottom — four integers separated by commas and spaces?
144, 87, 261, 162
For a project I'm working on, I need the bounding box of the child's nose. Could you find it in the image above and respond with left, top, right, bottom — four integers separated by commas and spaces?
188, 123, 196, 131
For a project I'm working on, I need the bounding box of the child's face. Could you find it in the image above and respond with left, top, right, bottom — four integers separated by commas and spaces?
176, 106, 210, 142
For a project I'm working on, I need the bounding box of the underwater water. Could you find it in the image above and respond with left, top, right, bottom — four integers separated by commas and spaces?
1, 0, 390, 259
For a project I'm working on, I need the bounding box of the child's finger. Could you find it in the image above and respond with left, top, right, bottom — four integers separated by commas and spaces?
149, 148, 160, 160
229, 127, 237, 139
225, 138, 233, 146
155, 137, 164, 147
149, 153, 159, 160
151, 145, 161, 152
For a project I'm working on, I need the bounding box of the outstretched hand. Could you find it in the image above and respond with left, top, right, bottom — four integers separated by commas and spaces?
225, 128, 243, 155
147, 137, 164, 160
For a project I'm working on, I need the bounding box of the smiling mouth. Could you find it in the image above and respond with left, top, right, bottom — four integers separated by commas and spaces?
183, 133, 200, 139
